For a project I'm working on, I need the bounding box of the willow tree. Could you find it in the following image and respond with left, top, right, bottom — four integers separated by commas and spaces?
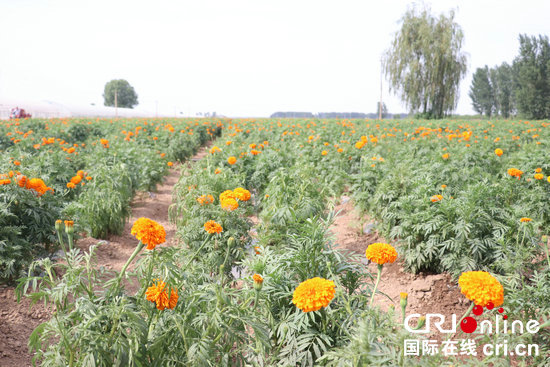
384, 7, 468, 119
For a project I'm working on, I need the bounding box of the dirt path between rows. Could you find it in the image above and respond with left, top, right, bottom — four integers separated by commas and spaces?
330, 195, 469, 331
0, 145, 210, 367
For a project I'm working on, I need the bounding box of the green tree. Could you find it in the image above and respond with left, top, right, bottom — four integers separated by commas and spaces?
103, 79, 139, 109
491, 62, 516, 118
469, 66, 494, 116
383, 6, 468, 119
513, 34, 550, 119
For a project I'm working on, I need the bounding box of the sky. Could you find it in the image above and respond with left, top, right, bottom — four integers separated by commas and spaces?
1, 0, 550, 117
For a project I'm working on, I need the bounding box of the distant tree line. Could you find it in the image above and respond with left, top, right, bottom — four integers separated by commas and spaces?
270, 110, 406, 119
469, 34, 550, 119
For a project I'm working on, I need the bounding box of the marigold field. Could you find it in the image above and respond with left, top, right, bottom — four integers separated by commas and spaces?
1, 117, 549, 366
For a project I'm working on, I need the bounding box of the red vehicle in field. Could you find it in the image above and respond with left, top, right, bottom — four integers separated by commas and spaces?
9, 107, 32, 119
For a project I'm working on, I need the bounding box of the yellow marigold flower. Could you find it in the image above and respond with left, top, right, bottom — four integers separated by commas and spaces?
430, 194, 443, 202
494, 148, 503, 157
146, 279, 178, 310
292, 277, 335, 312
355, 141, 365, 149
233, 187, 251, 201
131, 217, 166, 250
534, 173, 544, 180
321, 150, 328, 156
365, 242, 397, 265
227, 156, 237, 165
442, 153, 449, 159
221, 198, 239, 211
400, 292, 408, 299
458, 271, 504, 307
220, 189, 236, 202
204, 220, 223, 234
548, 176, 550, 183
520, 217, 532, 222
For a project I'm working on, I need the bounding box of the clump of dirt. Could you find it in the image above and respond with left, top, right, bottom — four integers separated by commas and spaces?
0, 145, 210, 367
330, 196, 469, 336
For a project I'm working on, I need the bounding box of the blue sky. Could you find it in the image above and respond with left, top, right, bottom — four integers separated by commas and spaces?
1, 0, 549, 117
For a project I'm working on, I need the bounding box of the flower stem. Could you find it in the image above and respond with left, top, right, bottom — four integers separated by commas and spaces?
369, 264, 383, 308
183, 237, 209, 269
114, 241, 144, 294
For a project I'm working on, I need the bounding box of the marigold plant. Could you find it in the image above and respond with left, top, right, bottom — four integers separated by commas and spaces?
292, 277, 336, 312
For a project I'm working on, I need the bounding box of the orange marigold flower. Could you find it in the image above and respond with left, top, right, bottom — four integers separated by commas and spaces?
146, 279, 178, 310
430, 194, 443, 202
227, 156, 237, 165
365, 242, 398, 265
167, 161, 173, 167
197, 194, 214, 205
131, 217, 166, 250
71, 175, 82, 185
441, 184, 447, 189
534, 173, 544, 180
67, 182, 76, 189
77, 170, 85, 177
355, 141, 365, 149
0, 179, 11, 185
214, 168, 222, 174
458, 271, 504, 307
442, 153, 449, 160
292, 277, 336, 312
494, 148, 503, 157
507, 168, 523, 178
233, 187, 251, 201
252, 273, 263, 284
26, 178, 53, 196
86, 176, 92, 181
204, 220, 223, 234
13, 160, 21, 166
221, 198, 239, 211
67, 147, 76, 154
520, 217, 532, 222
535, 168, 542, 173
321, 150, 328, 156
250, 149, 261, 155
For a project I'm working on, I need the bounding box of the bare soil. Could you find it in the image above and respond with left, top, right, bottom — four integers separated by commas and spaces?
0, 145, 210, 367
330, 196, 470, 336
